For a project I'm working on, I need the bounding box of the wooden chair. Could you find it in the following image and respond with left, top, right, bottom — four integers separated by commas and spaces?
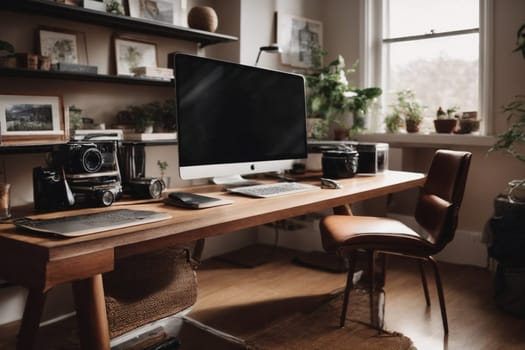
319, 150, 472, 334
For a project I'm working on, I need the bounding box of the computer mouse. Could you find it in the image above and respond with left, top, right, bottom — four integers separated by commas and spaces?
320, 178, 342, 189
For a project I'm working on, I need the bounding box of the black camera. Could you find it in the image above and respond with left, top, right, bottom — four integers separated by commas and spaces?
53, 142, 117, 175
34, 141, 123, 210
128, 177, 166, 199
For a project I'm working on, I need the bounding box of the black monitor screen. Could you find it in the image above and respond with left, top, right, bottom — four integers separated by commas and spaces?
174, 53, 307, 180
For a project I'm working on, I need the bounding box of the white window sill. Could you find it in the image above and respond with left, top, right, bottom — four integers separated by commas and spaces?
352, 133, 496, 148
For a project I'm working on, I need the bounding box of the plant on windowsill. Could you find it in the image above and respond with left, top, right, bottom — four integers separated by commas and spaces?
390, 89, 426, 133
489, 23, 525, 203
433, 106, 459, 133
305, 46, 382, 140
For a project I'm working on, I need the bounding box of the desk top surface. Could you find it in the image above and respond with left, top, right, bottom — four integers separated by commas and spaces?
0, 170, 424, 262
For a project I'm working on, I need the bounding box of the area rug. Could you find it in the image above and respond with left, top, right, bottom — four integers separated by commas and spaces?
244, 289, 416, 350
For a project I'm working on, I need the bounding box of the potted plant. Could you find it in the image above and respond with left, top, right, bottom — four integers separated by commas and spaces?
489, 22, 525, 202
391, 89, 425, 133
384, 112, 404, 133
434, 106, 459, 133
305, 46, 381, 140
0, 40, 15, 68
157, 160, 170, 189
127, 103, 155, 133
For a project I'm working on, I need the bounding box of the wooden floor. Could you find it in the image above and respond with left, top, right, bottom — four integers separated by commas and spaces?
187, 245, 525, 350
0, 245, 524, 349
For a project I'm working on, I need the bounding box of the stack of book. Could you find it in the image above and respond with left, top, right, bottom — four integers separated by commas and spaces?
131, 66, 174, 81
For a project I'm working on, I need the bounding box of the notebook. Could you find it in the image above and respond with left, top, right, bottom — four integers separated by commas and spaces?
13, 209, 172, 237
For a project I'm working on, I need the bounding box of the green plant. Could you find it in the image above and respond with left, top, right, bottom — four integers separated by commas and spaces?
305, 48, 355, 121
125, 99, 177, 132
490, 22, 525, 164
392, 89, 425, 125
514, 23, 525, 59
384, 112, 403, 133
436, 105, 460, 119
157, 160, 168, 176
0, 40, 15, 56
490, 95, 525, 163
304, 46, 381, 137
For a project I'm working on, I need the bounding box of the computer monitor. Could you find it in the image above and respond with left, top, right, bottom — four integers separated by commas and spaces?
173, 53, 307, 183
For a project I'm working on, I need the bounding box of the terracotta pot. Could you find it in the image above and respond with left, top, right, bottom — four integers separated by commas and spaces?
434, 119, 457, 133
405, 120, 420, 133
333, 128, 349, 141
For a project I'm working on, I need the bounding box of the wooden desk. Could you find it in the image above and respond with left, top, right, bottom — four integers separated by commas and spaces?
0, 170, 424, 350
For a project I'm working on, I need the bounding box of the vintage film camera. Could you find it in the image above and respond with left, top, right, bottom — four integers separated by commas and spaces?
33, 141, 123, 210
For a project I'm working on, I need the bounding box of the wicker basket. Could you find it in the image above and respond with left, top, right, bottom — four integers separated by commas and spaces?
103, 245, 198, 338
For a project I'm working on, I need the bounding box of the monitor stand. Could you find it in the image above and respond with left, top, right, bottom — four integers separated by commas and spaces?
212, 175, 261, 188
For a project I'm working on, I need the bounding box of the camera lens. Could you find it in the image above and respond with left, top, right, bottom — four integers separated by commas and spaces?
149, 179, 164, 199
97, 190, 114, 207
80, 147, 103, 173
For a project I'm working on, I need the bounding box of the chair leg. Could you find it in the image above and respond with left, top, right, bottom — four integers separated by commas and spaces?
368, 250, 376, 327
428, 256, 449, 334
419, 260, 431, 306
340, 251, 357, 328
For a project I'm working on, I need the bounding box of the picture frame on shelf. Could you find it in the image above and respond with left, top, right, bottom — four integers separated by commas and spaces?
114, 36, 158, 76
277, 13, 323, 68
0, 95, 66, 145
83, 0, 106, 12
128, 0, 177, 25
83, 0, 126, 15
37, 27, 88, 65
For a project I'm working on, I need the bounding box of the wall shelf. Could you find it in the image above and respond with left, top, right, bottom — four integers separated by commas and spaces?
3, 0, 238, 47
0, 68, 173, 86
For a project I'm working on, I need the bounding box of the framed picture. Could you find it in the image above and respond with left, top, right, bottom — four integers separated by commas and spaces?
37, 27, 88, 65
128, 0, 176, 24
114, 37, 158, 76
0, 95, 66, 144
83, 0, 125, 15
277, 13, 323, 68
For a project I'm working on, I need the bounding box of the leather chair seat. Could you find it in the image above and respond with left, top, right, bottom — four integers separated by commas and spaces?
320, 215, 436, 257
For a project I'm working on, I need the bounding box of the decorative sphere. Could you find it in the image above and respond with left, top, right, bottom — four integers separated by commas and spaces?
187, 6, 218, 32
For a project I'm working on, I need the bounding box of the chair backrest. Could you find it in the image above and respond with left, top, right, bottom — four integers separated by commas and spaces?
414, 150, 472, 251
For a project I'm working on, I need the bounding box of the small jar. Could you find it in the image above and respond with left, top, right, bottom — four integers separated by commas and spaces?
322, 149, 359, 179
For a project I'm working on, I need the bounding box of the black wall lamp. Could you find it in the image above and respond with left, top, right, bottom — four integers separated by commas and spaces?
254, 44, 281, 66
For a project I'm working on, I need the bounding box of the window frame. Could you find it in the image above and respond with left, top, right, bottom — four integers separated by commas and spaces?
359, 0, 493, 136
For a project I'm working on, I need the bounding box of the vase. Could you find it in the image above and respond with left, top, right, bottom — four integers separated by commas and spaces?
188, 6, 218, 32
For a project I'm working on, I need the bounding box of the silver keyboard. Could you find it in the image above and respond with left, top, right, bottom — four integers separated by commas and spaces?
227, 182, 319, 198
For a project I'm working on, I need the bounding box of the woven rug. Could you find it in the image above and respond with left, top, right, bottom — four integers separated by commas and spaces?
244, 289, 416, 350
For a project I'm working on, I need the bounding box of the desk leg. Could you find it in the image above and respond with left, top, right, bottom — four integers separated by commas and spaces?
72, 274, 110, 350
16, 289, 47, 350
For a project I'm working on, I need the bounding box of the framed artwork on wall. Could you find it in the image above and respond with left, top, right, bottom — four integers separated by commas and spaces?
128, 0, 178, 25
0, 95, 66, 144
277, 13, 323, 69
114, 36, 158, 76
37, 27, 88, 65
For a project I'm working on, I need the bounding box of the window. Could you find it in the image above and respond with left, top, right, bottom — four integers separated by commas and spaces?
362, 0, 492, 134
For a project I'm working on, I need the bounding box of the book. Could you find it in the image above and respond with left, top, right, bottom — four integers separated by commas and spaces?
51, 63, 98, 74
124, 132, 177, 141
132, 66, 174, 80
